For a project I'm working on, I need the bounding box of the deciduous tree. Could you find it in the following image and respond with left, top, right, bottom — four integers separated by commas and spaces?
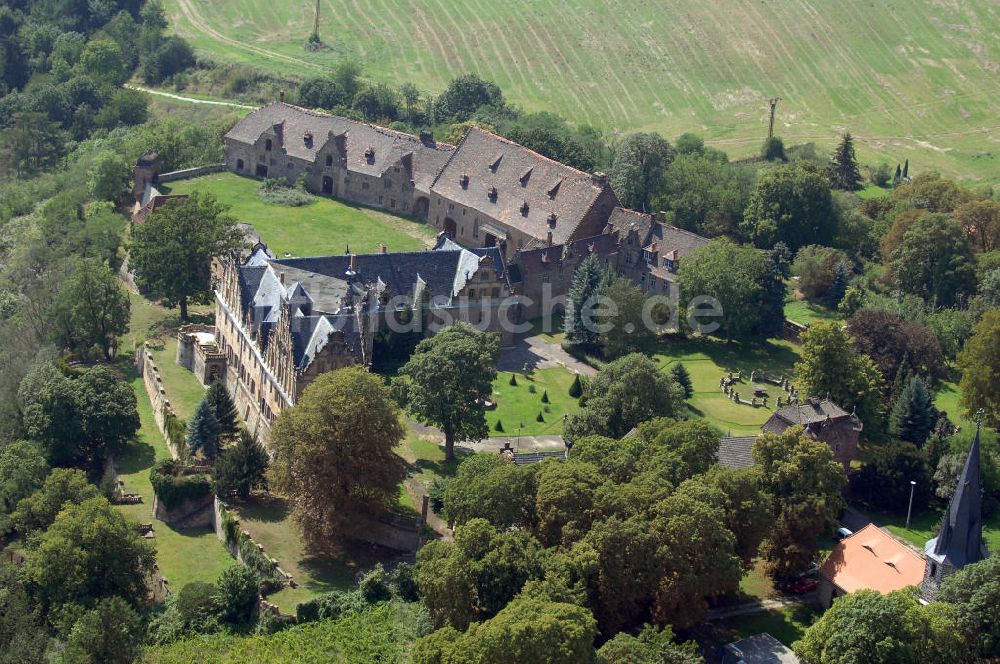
215, 565, 259, 626
23, 496, 156, 626
938, 554, 1000, 660
434, 73, 504, 122
564, 354, 683, 440
795, 322, 885, 435
0, 440, 49, 521
398, 322, 499, 460
609, 132, 675, 212
953, 198, 1000, 253
598, 278, 655, 359
62, 597, 142, 664
847, 308, 946, 385
129, 193, 246, 321
50, 259, 130, 360
957, 309, 1000, 427
794, 588, 969, 664
741, 163, 836, 251
269, 367, 406, 552
10, 468, 99, 536
890, 213, 976, 307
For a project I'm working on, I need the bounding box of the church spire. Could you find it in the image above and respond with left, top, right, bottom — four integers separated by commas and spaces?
923, 410, 988, 597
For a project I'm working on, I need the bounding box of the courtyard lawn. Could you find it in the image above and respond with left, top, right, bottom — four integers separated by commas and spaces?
489, 367, 582, 437
147, 335, 207, 421
720, 604, 819, 649
164, 172, 436, 257
784, 284, 842, 326
115, 374, 234, 591
652, 337, 801, 436
231, 497, 389, 614
396, 430, 470, 489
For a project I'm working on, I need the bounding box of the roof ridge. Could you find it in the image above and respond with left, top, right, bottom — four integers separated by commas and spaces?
269, 101, 455, 150
467, 126, 603, 182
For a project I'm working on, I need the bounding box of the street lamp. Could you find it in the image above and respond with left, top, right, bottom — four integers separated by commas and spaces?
905, 480, 917, 529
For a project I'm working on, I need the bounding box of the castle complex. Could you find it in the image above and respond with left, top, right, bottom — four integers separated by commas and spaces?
169, 101, 709, 440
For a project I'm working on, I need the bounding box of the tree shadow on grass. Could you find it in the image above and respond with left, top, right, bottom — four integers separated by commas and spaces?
117, 440, 156, 475
299, 542, 392, 593
233, 495, 290, 523
412, 446, 472, 479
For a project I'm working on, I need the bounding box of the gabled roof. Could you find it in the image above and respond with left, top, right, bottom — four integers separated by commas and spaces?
820, 523, 925, 595
432, 126, 617, 244
513, 232, 619, 277
225, 102, 454, 193
926, 423, 988, 568
717, 436, 757, 469
763, 398, 856, 434
605, 207, 710, 259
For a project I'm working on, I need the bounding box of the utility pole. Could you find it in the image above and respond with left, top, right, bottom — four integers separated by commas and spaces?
312, 0, 321, 40
905, 480, 916, 529
767, 97, 781, 140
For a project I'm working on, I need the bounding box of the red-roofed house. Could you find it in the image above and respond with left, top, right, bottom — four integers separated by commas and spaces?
817, 523, 926, 608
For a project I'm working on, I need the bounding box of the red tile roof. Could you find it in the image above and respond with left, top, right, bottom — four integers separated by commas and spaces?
820, 523, 925, 595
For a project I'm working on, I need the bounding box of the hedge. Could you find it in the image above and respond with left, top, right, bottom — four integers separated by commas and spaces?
149, 459, 212, 510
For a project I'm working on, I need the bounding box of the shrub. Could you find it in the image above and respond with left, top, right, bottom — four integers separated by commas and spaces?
238, 537, 283, 588
428, 476, 450, 513
494, 420, 504, 433
509, 373, 518, 386
258, 179, 314, 207
536, 411, 544, 423
528, 384, 536, 394
149, 460, 211, 510
568, 374, 583, 398
541, 390, 549, 403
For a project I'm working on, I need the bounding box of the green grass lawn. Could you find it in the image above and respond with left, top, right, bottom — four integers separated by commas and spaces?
231, 497, 389, 614
858, 184, 892, 199
164, 173, 435, 257
489, 367, 582, 436
164, 0, 1000, 182
738, 559, 777, 601
115, 374, 234, 591
147, 335, 207, 421
652, 337, 801, 435
720, 605, 819, 649
783, 291, 842, 326
396, 431, 470, 489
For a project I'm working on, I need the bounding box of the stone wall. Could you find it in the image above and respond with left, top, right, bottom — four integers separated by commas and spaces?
157, 164, 226, 183
135, 346, 180, 459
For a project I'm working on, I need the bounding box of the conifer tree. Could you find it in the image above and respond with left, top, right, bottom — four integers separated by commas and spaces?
541, 390, 549, 404
827, 132, 863, 191
568, 374, 583, 398
902, 159, 909, 179
564, 253, 605, 347
213, 429, 269, 499
536, 411, 544, 423
826, 260, 851, 307
894, 163, 902, 186
891, 353, 912, 401
205, 380, 239, 441
889, 375, 938, 447
187, 398, 221, 461
671, 363, 694, 399
509, 373, 518, 387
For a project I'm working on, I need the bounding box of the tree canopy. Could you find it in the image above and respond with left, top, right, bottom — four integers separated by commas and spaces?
129, 193, 245, 320
397, 322, 499, 460
890, 212, 976, 307
609, 132, 674, 212
269, 367, 406, 553
938, 554, 1000, 660
741, 163, 836, 251
957, 309, 1000, 427
564, 353, 683, 440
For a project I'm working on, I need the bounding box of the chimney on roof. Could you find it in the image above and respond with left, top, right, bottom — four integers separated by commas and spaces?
547, 212, 558, 228
379, 243, 387, 254
279, 90, 285, 103
419, 130, 434, 145
591, 171, 607, 187
654, 211, 666, 223
547, 231, 553, 246
279, 271, 285, 285
346, 254, 357, 278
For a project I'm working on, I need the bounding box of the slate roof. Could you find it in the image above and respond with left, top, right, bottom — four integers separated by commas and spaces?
763, 398, 854, 434
512, 232, 619, 279
716, 436, 758, 469
605, 207, 710, 259
225, 102, 455, 193
925, 424, 988, 568
432, 126, 617, 244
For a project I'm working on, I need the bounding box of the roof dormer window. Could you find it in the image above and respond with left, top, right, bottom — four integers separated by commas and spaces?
489, 154, 503, 172
547, 212, 558, 228
547, 180, 562, 199
520, 168, 532, 186
303, 132, 313, 148
365, 146, 375, 162
487, 186, 498, 202
459, 173, 469, 189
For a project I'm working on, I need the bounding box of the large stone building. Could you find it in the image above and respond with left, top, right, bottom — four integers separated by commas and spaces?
208, 239, 513, 439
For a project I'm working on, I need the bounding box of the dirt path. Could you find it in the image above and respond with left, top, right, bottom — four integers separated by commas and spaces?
174, 0, 326, 72
126, 84, 256, 110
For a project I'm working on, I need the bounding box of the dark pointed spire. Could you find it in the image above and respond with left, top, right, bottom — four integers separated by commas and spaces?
930, 411, 987, 568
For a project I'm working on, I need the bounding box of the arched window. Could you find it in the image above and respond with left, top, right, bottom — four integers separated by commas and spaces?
236, 159, 244, 171
265, 139, 273, 151
326, 155, 333, 167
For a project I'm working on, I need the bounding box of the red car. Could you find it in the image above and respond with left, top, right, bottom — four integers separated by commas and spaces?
788, 577, 819, 594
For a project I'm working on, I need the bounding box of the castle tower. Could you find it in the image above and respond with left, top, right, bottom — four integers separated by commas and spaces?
133, 150, 161, 203
920, 412, 989, 599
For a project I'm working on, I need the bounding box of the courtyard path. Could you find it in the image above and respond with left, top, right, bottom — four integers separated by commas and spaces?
707, 596, 811, 621
498, 333, 597, 377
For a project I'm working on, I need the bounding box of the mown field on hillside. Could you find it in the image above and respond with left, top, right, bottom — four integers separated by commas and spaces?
164, 0, 1000, 182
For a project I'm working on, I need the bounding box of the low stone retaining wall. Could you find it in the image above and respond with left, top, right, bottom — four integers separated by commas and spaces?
157, 164, 226, 183
135, 345, 182, 459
